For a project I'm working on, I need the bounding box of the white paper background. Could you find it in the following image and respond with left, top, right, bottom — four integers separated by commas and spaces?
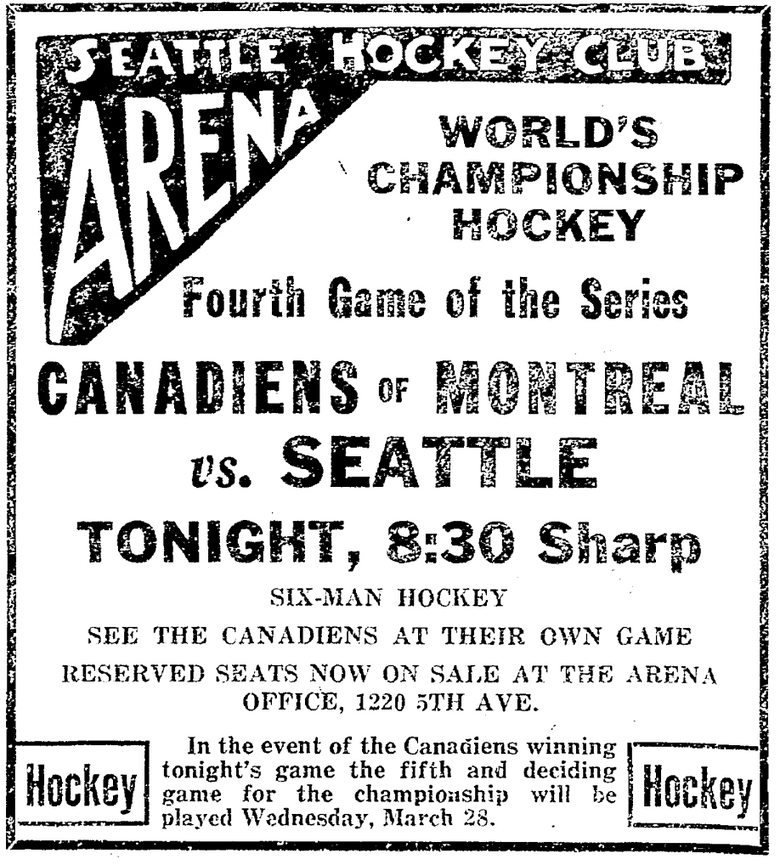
2, 1, 774, 861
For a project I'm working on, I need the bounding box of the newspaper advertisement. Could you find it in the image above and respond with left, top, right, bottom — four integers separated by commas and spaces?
4, 1, 770, 855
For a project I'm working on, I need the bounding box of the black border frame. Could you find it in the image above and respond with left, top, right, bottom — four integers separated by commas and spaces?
4, 1, 770, 854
